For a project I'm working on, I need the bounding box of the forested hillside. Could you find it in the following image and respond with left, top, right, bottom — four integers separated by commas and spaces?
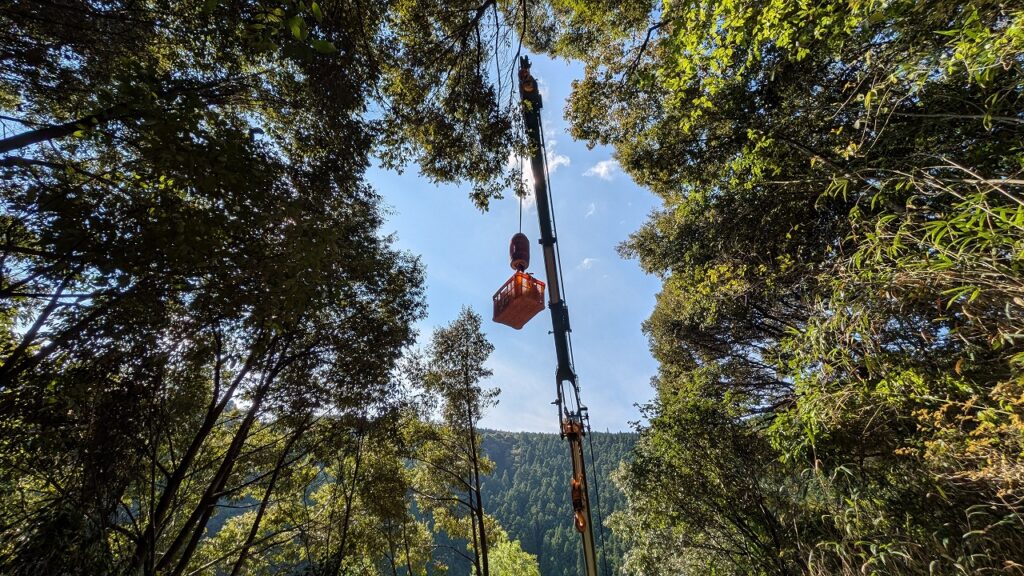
4, 1, 1024, 575
474, 431, 634, 576
202, 429, 634, 575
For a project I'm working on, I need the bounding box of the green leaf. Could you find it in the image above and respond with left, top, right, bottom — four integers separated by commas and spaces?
311, 1, 324, 23
287, 15, 307, 41
310, 39, 336, 54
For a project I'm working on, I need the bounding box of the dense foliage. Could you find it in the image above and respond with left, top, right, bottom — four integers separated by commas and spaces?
487, 539, 541, 576
530, 0, 1024, 574
448, 430, 635, 576
9, 0, 1022, 574
0, 1, 536, 574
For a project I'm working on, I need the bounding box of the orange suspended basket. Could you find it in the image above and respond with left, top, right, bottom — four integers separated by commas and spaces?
493, 271, 545, 330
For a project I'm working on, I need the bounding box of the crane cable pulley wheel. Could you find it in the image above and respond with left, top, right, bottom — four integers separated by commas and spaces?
490, 55, 603, 576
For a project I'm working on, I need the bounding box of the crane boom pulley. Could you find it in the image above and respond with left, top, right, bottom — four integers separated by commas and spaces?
516, 55, 600, 576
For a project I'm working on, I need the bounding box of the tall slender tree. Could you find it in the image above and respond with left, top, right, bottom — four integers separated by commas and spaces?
411, 307, 499, 576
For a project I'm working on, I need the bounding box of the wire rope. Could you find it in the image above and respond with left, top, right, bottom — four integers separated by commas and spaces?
537, 121, 570, 307
538, 107, 609, 576
587, 422, 611, 576
518, 155, 524, 233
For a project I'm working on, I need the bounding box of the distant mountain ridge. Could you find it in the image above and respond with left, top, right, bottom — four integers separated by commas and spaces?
443, 430, 636, 576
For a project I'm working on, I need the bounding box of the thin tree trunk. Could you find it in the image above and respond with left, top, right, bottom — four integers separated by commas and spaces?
334, 429, 365, 576
0, 109, 120, 154
160, 344, 302, 576
0, 267, 77, 379
467, 399, 488, 576
468, 500, 482, 576
385, 518, 400, 576
162, 383, 272, 576
0, 284, 133, 383
402, 519, 416, 575
0, 77, 247, 154
228, 421, 308, 576
132, 339, 265, 573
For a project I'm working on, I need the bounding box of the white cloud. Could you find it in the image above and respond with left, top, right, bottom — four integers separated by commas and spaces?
584, 159, 620, 181
507, 137, 570, 209
537, 77, 550, 101
577, 257, 598, 270
585, 203, 596, 218
547, 149, 570, 173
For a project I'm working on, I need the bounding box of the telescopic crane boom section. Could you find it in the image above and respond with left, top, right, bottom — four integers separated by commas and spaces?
518, 56, 599, 576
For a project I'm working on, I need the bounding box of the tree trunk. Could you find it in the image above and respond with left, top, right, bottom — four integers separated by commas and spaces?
132, 339, 264, 574
0, 77, 244, 154
161, 381, 272, 576
334, 429, 365, 576
0, 112, 115, 154
467, 397, 489, 576
402, 519, 416, 575
228, 421, 308, 576
158, 342, 301, 576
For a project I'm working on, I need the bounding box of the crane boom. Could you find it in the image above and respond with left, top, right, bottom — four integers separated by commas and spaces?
517, 55, 599, 576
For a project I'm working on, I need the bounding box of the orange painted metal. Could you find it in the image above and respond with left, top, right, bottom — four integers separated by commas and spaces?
493, 271, 545, 330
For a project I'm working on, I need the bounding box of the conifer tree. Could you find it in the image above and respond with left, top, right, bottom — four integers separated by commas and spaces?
411, 308, 498, 576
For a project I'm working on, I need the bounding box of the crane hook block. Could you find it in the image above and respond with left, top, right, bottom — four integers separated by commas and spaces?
510, 232, 530, 271
493, 271, 545, 330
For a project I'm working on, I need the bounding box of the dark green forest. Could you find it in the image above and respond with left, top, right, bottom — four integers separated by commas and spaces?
202, 430, 635, 575
456, 431, 634, 576
3, 0, 1024, 575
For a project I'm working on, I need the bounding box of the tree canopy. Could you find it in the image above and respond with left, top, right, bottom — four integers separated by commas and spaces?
488, 539, 540, 576
0, 1, 533, 574
5, 0, 1024, 574
528, 0, 1024, 574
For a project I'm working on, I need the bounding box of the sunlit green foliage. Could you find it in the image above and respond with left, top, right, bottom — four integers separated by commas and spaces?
0, 1, 532, 574
487, 539, 540, 576
532, 0, 1024, 574
9, 0, 1024, 574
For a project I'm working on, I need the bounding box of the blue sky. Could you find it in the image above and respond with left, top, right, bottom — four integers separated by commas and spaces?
373, 55, 662, 433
